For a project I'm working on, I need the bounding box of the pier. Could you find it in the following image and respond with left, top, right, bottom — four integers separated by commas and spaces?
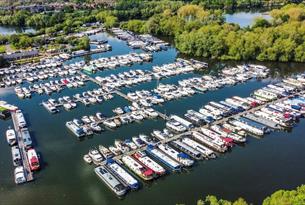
11, 111, 34, 182
111, 90, 305, 161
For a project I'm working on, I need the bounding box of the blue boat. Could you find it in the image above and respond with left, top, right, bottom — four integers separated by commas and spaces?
146, 145, 181, 171
237, 117, 269, 133
123, 106, 131, 113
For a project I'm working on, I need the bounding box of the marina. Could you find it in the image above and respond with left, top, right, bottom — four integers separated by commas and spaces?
1, 28, 305, 205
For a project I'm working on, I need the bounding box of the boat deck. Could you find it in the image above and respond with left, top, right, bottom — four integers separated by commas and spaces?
11, 112, 34, 182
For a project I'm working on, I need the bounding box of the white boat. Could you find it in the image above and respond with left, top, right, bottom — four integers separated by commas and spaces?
99, 145, 114, 158
88, 149, 104, 165
158, 144, 194, 167
83, 154, 92, 164
14, 166, 26, 184
181, 137, 215, 159
103, 120, 117, 128
122, 155, 154, 181
133, 151, 166, 176
6, 128, 16, 146
106, 161, 139, 190
132, 136, 146, 147
90, 122, 102, 132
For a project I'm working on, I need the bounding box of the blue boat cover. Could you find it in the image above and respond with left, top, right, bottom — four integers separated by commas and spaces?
177, 152, 189, 159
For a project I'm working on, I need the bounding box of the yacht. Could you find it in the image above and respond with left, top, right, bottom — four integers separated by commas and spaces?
83, 154, 92, 164
99, 145, 114, 159
114, 140, 130, 153
88, 149, 104, 165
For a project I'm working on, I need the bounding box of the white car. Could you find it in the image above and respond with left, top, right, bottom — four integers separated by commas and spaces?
14, 166, 26, 184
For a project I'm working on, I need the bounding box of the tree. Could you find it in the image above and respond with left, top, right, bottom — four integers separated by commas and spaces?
77, 36, 90, 51
263, 185, 305, 205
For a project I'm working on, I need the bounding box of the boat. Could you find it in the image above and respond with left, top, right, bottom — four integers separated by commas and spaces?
114, 140, 130, 153
90, 122, 103, 132
88, 149, 104, 165
11, 146, 22, 166
14, 166, 26, 184
181, 137, 216, 159
124, 139, 138, 150
146, 145, 181, 171
20, 128, 32, 149
103, 120, 117, 129
6, 128, 16, 146
171, 140, 202, 160
106, 160, 139, 190
131, 136, 146, 147
139, 134, 158, 146
133, 151, 166, 176
66, 121, 86, 138
94, 166, 128, 197
16, 110, 27, 128
158, 144, 194, 167
83, 154, 92, 164
122, 155, 154, 181
192, 131, 227, 153
109, 146, 122, 156
27, 148, 40, 171
99, 145, 114, 159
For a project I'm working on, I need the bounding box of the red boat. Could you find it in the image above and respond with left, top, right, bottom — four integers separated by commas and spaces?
27, 148, 40, 171
220, 137, 234, 147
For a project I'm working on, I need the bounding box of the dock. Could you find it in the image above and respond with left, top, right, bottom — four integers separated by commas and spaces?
110, 90, 305, 160
11, 111, 34, 182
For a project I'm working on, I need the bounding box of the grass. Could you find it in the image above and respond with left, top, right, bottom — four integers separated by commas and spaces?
0, 45, 6, 53
0, 106, 7, 112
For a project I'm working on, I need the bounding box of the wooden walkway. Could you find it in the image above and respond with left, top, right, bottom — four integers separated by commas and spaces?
11, 112, 34, 182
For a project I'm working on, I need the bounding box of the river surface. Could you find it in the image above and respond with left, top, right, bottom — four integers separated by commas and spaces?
225, 12, 271, 27
0, 26, 35, 35
0, 32, 305, 205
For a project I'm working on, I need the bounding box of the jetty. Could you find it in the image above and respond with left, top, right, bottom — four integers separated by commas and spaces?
11, 111, 34, 182
111, 90, 305, 160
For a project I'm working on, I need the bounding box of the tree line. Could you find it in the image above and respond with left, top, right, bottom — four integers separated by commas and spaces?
192, 184, 305, 205
121, 3, 305, 62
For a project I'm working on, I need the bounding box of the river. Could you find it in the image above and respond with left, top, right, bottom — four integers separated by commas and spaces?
0, 31, 305, 205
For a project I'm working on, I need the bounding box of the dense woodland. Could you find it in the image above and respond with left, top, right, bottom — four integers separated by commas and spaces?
194, 184, 305, 205
121, 3, 305, 62
0, 1, 305, 62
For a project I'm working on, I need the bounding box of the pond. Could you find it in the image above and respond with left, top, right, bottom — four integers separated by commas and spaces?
225, 11, 271, 27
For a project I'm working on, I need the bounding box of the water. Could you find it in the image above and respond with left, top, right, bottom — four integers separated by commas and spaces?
225, 12, 271, 27
1, 32, 305, 205
0, 26, 36, 36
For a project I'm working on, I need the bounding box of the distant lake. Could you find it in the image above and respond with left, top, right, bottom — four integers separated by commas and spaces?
0, 26, 36, 35
225, 12, 271, 27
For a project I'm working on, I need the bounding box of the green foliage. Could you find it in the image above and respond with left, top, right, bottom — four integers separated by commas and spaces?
8, 34, 33, 49
77, 36, 90, 51
193, 185, 305, 205
263, 185, 305, 205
